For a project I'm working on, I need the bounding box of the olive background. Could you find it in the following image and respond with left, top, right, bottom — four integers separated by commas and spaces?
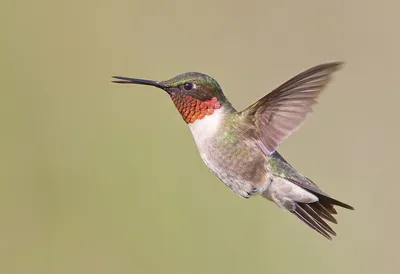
2, 1, 399, 273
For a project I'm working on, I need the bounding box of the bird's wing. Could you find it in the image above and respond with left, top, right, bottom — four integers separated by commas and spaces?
239, 62, 343, 155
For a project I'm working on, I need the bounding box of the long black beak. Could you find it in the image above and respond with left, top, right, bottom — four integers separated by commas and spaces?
112, 76, 165, 89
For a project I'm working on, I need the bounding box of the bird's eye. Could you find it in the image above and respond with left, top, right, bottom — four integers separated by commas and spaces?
183, 82, 194, 91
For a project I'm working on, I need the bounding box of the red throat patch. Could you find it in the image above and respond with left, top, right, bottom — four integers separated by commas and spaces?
170, 94, 221, 124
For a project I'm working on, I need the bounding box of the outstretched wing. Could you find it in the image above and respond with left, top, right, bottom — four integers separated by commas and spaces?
240, 62, 343, 155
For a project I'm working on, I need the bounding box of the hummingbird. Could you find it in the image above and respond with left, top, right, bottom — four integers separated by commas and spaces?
112, 62, 354, 240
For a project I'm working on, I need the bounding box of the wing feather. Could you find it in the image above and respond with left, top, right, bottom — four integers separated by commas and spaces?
240, 62, 343, 155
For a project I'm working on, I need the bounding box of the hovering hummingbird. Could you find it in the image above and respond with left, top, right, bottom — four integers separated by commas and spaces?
112, 62, 354, 240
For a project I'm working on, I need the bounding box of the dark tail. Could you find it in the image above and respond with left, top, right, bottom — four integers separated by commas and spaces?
270, 151, 354, 240
293, 194, 354, 240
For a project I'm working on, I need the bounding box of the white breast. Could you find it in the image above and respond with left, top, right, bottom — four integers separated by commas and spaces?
188, 107, 225, 147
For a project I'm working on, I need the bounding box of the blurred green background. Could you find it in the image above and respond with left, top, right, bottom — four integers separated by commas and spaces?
2, 0, 399, 273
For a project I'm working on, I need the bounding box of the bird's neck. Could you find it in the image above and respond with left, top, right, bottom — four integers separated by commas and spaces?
187, 103, 236, 149
170, 94, 230, 124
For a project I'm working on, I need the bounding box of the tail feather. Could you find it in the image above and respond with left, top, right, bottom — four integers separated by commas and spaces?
268, 151, 354, 239
324, 204, 338, 214
293, 204, 333, 240
309, 202, 338, 224
301, 204, 336, 235
292, 193, 354, 240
